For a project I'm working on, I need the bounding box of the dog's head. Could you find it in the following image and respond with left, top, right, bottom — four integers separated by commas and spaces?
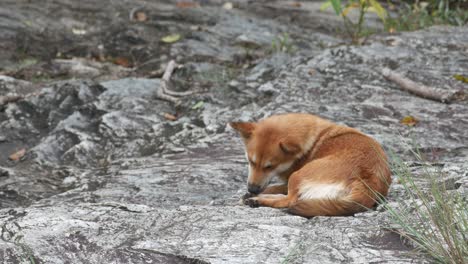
230, 119, 304, 194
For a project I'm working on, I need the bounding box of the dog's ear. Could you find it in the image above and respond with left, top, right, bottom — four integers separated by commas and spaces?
279, 141, 301, 156
229, 122, 256, 140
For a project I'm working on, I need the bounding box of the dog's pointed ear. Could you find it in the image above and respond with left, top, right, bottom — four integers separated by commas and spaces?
230, 122, 256, 140
279, 141, 301, 156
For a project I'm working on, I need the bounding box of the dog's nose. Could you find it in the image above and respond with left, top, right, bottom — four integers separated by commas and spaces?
248, 184, 262, 194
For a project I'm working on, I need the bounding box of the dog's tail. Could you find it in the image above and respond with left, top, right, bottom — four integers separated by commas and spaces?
288, 187, 377, 217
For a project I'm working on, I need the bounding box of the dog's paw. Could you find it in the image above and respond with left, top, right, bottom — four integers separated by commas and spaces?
244, 197, 260, 208
242, 192, 255, 201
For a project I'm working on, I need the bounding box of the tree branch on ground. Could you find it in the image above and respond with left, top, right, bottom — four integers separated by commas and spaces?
156, 60, 192, 105
380, 67, 466, 103
0, 94, 23, 107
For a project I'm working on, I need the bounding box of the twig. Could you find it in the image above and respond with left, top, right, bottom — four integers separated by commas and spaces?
380, 67, 465, 103
129, 7, 143, 21
0, 95, 23, 107
155, 90, 180, 104
0, 91, 42, 108
156, 60, 192, 104
161, 60, 192, 97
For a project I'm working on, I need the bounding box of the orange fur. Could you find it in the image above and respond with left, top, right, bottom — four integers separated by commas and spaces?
230, 113, 391, 217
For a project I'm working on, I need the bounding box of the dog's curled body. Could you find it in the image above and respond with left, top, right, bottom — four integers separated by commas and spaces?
230, 113, 391, 217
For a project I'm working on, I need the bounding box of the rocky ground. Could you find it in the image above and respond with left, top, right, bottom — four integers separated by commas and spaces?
0, 0, 467, 263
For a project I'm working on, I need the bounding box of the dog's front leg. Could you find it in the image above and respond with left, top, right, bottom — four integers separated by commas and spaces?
241, 184, 287, 203
244, 194, 294, 208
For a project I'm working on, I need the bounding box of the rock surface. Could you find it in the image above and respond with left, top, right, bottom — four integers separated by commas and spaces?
0, 0, 467, 263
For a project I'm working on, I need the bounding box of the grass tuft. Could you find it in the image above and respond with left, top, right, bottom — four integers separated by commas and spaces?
384, 149, 467, 264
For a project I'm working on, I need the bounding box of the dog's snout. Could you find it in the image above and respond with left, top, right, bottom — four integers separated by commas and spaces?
248, 184, 262, 194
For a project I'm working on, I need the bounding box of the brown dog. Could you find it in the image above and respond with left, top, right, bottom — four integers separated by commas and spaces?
230, 113, 391, 217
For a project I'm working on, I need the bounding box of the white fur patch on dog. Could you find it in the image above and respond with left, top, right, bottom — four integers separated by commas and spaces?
299, 183, 347, 200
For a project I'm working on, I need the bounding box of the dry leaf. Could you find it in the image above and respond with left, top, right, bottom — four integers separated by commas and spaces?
308, 69, 316, 76
9, 148, 26, 161
113, 57, 132, 67
400, 115, 418, 126
164, 113, 177, 121
161, 34, 181, 43
191, 101, 204, 110
290, 2, 302, 7
135, 11, 148, 22
176, 2, 199, 8
223, 2, 233, 10
190, 25, 202, 31
453, 74, 468, 83
72, 28, 87, 35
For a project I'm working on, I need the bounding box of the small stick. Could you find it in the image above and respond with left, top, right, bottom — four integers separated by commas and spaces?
381, 68, 465, 103
161, 60, 192, 97
155, 89, 180, 104
0, 95, 23, 107
156, 60, 192, 104
129, 7, 142, 21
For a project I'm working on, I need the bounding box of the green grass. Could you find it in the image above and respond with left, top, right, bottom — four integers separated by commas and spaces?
385, 0, 468, 32
322, 0, 467, 41
280, 239, 305, 264
384, 150, 468, 264
14, 237, 37, 264
271, 33, 295, 54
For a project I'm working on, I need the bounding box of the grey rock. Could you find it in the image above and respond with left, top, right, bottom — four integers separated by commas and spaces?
0, 1, 467, 263
246, 53, 291, 82
257, 82, 278, 94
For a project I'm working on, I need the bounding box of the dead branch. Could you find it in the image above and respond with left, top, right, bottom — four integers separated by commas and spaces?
155, 89, 180, 104
0, 94, 23, 107
161, 60, 192, 97
156, 60, 192, 104
381, 67, 465, 103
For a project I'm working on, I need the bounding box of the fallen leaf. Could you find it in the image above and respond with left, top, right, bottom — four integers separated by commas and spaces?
176, 2, 199, 8
290, 2, 301, 7
308, 69, 316, 75
453, 74, 468, 83
164, 113, 177, 121
388, 27, 396, 34
191, 101, 204, 110
190, 25, 202, 31
72, 28, 87, 35
400, 116, 418, 127
23, 20, 33, 27
223, 2, 233, 10
113, 57, 132, 67
9, 148, 26, 161
161, 34, 181, 43
135, 11, 148, 22
320, 1, 332, 11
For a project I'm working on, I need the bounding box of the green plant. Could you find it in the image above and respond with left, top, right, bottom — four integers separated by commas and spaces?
321, 0, 388, 43
271, 33, 295, 53
280, 239, 305, 264
385, 0, 468, 32
384, 150, 468, 263
14, 235, 37, 264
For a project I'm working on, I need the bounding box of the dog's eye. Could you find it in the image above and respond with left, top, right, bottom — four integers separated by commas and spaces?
263, 164, 273, 170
